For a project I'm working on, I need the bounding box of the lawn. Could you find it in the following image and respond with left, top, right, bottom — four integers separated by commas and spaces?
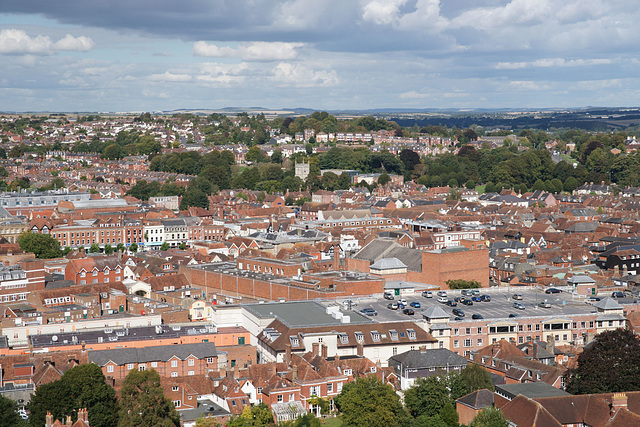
321, 416, 343, 427
475, 184, 486, 194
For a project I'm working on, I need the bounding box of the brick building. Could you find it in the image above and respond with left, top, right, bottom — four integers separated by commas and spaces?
65, 255, 124, 285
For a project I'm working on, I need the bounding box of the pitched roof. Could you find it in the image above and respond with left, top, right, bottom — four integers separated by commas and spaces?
389, 348, 468, 371
89, 342, 218, 365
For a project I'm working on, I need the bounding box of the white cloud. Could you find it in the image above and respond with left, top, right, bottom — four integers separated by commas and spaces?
193, 41, 304, 61
54, 34, 94, 51
507, 80, 545, 90
362, 0, 407, 25
271, 62, 338, 87
149, 71, 193, 82
0, 29, 94, 55
399, 90, 431, 99
452, 0, 553, 31
496, 58, 613, 69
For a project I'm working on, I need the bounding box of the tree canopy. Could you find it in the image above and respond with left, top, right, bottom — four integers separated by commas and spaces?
335, 377, 409, 427
118, 369, 180, 427
18, 231, 63, 259
566, 329, 640, 394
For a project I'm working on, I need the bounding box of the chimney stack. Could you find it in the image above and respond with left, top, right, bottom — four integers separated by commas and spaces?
611, 393, 628, 415
285, 344, 291, 366
322, 343, 328, 358
312, 342, 320, 357
66, 415, 72, 427
419, 346, 427, 353
333, 243, 340, 271
46, 412, 53, 427
292, 365, 298, 382
81, 340, 86, 353
357, 340, 364, 357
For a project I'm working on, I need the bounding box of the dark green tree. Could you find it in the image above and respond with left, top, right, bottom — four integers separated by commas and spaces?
0, 393, 25, 427
404, 376, 450, 418
335, 377, 409, 427
117, 369, 180, 427
104, 244, 114, 255
18, 232, 62, 259
439, 402, 459, 427
378, 173, 391, 186
451, 363, 494, 400
28, 363, 118, 427
129, 242, 138, 252
89, 243, 101, 253
566, 329, 640, 394
160, 242, 170, 251
469, 407, 508, 427
399, 149, 421, 172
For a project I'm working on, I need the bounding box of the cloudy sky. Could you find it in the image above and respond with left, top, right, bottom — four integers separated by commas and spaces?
0, 0, 638, 112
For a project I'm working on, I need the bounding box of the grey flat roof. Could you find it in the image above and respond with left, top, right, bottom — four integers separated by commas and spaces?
496, 382, 570, 400
244, 301, 373, 328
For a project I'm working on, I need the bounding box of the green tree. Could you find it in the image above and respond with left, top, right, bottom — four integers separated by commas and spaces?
195, 415, 221, 426
469, 407, 508, 427
446, 279, 481, 290
18, 232, 62, 259
399, 149, 421, 172
405, 376, 450, 418
378, 173, 391, 186
160, 242, 170, 251
89, 243, 101, 253
412, 415, 448, 427
439, 402, 459, 427
451, 364, 494, 400
465, 180, 476, 190
104, 244, 114, 255
564, 176, 579, 193
116, 243, 125, 253
335, 377, 409, 427
246, 146, 267, 163
118, 369, 180, 427
0, 393, 24, 427
271, 149, 283, 164
566, 329, 640, 394
28, 363, 118, 427
129, 242, 138, 253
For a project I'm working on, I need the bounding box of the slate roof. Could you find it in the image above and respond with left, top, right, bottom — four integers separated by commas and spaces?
89, 342, 218, 366
389, 348, 468, 374
456, 389, 495, 410
370, 257, 407, 270
422, 305, 450, 319
593, 297, 623, 310
353, 238, 422, 272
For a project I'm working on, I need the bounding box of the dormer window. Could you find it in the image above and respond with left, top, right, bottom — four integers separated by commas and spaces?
289, 336, 300, 347
389, 330, 398, 341
355, 332, 364, 343
407, 329, 417, 340
339, 333, 349, 344
344, 369, 352, 376
370, 366, 377, 373
371, 331, 380, 342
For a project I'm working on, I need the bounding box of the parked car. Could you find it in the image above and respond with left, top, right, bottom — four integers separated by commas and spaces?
461, 289, 473, 296
545, 288, 562, 294
538, 301, 551, 308
471, 289, 481, 296
461, 299, 474, 306
437, 291, 448, 297
360, 308, 378, 316
397, 302, 406, 309
454, 316, 465, 321
403, 308, 415, 315
472, 314, 484, 319
342, 299, 357, 309
437, 296, 448, 304
387, 302, 399, 310
446, 299, 458, 307
586, 296, 601, 304
454, 296, 464, 303
422, 291, 433, 298
612, 291, 625, 298
508, 313, 519, 318
399, 298, 408, 305
410, 301, 421, 308
471, 296, 482, 302
513, 302, 526, 310
452, 308, 465, 317
383, 292, 394, 300
481, 295, 491, 302
512, 294, 523, 300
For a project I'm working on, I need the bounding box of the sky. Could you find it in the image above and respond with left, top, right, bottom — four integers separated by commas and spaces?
0, 0, 639, 112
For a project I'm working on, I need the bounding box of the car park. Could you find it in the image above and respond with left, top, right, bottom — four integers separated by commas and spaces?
461, 299, 474, 306
403, 308, 415, 315
513, 302, 525, 310
422, 291, 433, 298
481, 295, 491, 302
387, 302, 399, 310
545, 288, 562, 294
360, 308, 378, 316
410, 301, 421, 308
538, 301, 551, 308
512, 294, 523, 300
383, 292, 394, 300
437, 296, 448, 304
446, 299, 458, 307
452, 308, 465, 317
472, 314, 484, 319
437, 291, 448, 297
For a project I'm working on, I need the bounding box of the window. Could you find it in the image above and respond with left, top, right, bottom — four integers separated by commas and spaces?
171, 372, 178, 377
172, 400, 181, 407
188, 370, 195, 376
277, 395, 283, 403
465, 328, 471, 335
464, 339, 472, 347
477, 339, 483, 346
477, 327, 482, 334
151, 362, 158, 368
392, 347, 398, 356
107, 365, 114, 373
327, 383, 333, 393
127, 363, 134, 370
207, 357, 214, 363
453, 340, 459, 348
171, 360, 178, 368
343, 369, 352, 376
172, 386, 179, 391
188, 359, 195, 366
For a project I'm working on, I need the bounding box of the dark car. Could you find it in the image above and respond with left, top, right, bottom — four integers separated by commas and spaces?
446, 299, 458, 307
403, 308, 415, 315
612, 291, 625, 298
410, 301, 421, 308
359, 308, 378, 316
454, 296, 464, 303
462, 299, 474, 306
454, 316, 465, 321
471, 296, 482, 302
508, 313, 519, 318
545, 288, 562, 294
481, 295, 491, 302
471, 314, 484, 319
452, 308, 465, 317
